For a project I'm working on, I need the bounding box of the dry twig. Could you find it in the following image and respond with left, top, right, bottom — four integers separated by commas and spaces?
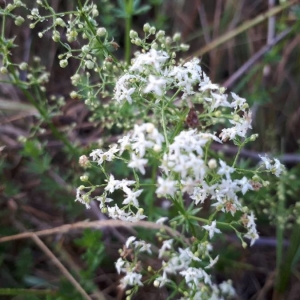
0, 220, 188, 244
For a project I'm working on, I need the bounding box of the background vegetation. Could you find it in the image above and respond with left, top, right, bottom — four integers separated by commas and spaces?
1, 0, 300, 299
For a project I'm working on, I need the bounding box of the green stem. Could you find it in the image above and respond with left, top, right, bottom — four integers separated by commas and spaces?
77, 0, 120, 66
232, 143, 243, 168
161, 106, 169, 147
0, 288, 56, 296
1, 12, 5, 39
125, 0, 133, 65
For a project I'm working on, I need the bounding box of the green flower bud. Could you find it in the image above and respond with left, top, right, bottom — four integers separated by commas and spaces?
19, 62, 28, 70
180, 43, 190, 51
85, 60, 94, 69
55, 18, 66, 27
52, 31, 60, 42
15, 16, 25, 26
96, 27, 106, 37
149, 26, 156, 35
129, 30, 138, 39
59, 59, 68, 68
143, 23, 150, 32
173, 32, 181, 42
0, 67, 8, 74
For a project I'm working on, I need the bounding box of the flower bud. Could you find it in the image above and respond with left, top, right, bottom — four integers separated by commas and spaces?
85, 60, 94, 69
153, 280, 160, 288
208, 158, 217, 169
180, 43, 190, 51
129, 30, 138, 39
80, 175, 89, 182
97, 27, 106, 37
250, 134, 258, 141
173, 32, 181, 42
55, 18, 66, 27
0, 67, 8, 74
19, 62, 28, 70
59, 59, 68, 68
15, 16, 25, 26
52, 31, 60, 42
149, 26, 156, 35
143, 23, 150, 32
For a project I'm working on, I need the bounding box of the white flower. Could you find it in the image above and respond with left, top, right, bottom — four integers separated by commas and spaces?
154, 271, 170, 287
105, 174, 120, 193
217, 159, 235, 180
219, 127, 238, 141
205, 92, 230, 111
219, 280, 236, 296
75, 187, 90, 209
246, 212, 256, 229
156, 177, 177, 197
272, 158, 285, 177
144, 75, 167, 96
118, 135, 132, 154
156, 217, 168, 224
190, 186, 207, 205
237, 176, 253, 195
203, 220, 221, 239
130, 49, 169, 73
231, 92, 246, 110
128, 153, 148, 175
122, 186, 143, 207
133, 240, 152, 254
199, 72, 219, 91
158, 239, 173, 258
244, 227, 259, 246
180, 267, 211, 287
114, 74, 137, 104
125, 236, 136, 248
185, 248, 201, 261
96, 195, 113, 209
205, 255, 219, 269
259, 155, 285, 177
120, 272, 143, 287
115, 257, 127, 274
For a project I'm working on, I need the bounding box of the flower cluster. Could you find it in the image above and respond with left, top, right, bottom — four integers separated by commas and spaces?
74, 26, 285, 299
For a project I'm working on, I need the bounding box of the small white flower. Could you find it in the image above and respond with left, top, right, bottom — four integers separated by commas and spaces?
115, 257, 126, 274
244, 227, 259, 246
231, 92, 246, 110
105, 174, 120, 193
158, 239, 173, 258
144, 75, 167, 96
154, 271, 170, 287
203, 220, 221, 239
125, 236, 136, 248
156, 177, 177, 197
133, 240, 152, 254
120, 272, 143, 287
205, 255, 219, 269
217, 160, 235, 180
272, 158, 285, 177
128, 153, 148, 175
122, 186, 143, 207
156, 217, 168, 224
219, 280, 236, 296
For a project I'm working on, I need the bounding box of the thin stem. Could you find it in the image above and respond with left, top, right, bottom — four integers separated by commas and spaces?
125, 0, 133, 65
1, 12, 5, 39
161, 106, 169, 147
232, 143, 243, 168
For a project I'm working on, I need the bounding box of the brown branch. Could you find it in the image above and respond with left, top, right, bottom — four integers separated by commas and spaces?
223, 28, 291, 88
191, 0, 297, 58
31, 234, 93, 300
0, 220, 187, 244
